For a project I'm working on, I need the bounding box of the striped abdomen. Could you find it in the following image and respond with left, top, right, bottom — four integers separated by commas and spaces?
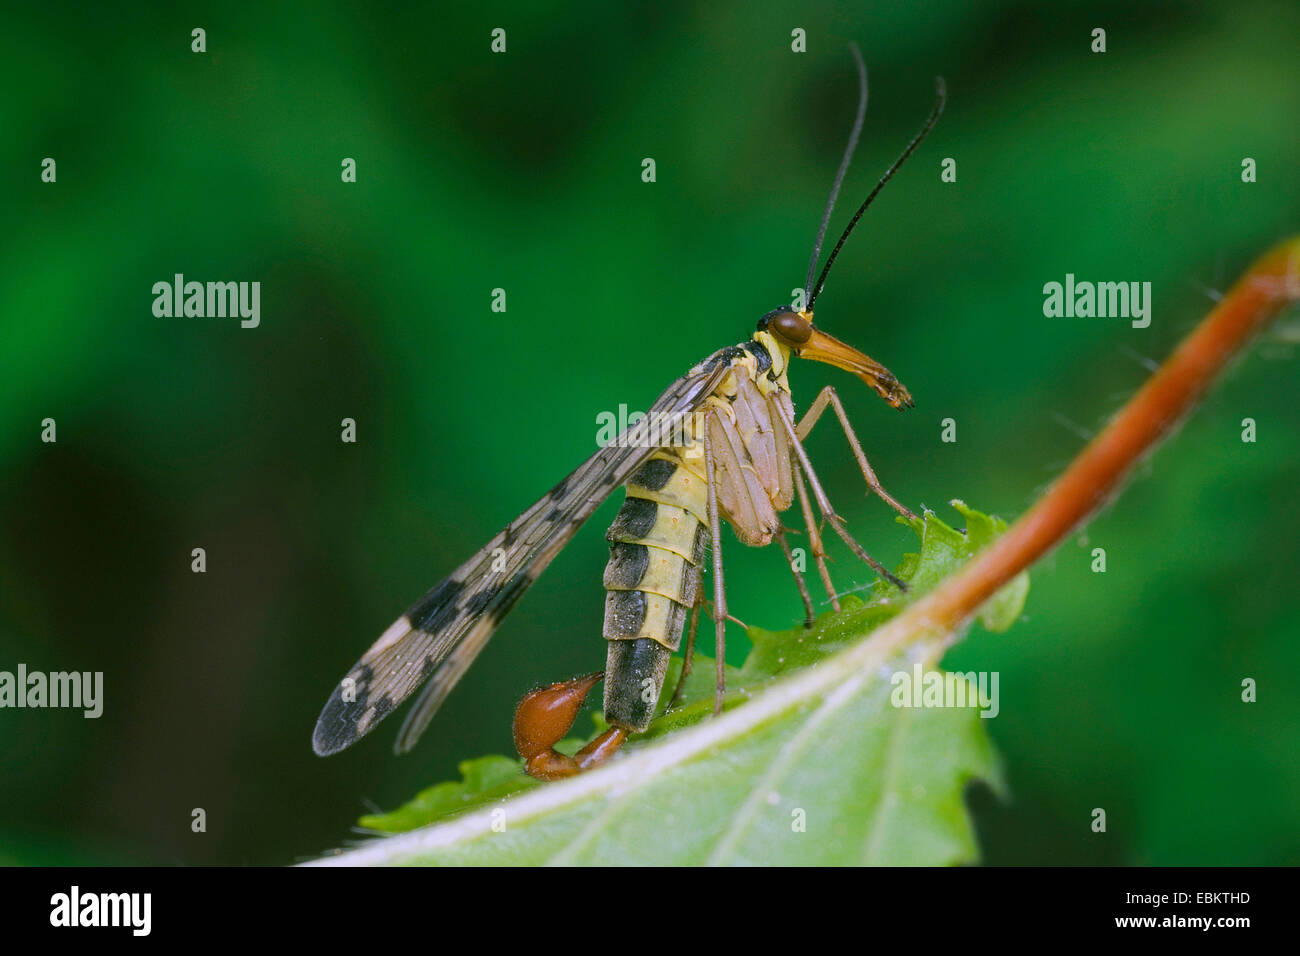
601, 454, 708, 732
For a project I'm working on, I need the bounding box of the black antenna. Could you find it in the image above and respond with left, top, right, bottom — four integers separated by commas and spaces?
803, 43, 868, 305
807, 75, 947, 312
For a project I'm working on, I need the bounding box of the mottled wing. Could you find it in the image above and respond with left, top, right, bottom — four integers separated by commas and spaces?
312, 356, 731, 756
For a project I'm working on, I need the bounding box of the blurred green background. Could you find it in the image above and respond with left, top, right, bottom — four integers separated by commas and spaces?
2, 1, 1297, 866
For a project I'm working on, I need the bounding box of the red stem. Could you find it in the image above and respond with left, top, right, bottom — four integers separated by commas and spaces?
918, 237, 1300, 631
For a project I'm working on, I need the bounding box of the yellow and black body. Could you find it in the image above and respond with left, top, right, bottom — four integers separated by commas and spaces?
599, 331, 801, 732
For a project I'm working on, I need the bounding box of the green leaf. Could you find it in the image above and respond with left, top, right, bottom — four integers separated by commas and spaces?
316, 502, 1028, 865
359, 756, 537, 833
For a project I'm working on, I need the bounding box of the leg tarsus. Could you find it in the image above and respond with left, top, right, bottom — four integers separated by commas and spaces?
824, 512, 908, 591
776, 401, 907, 593
777, 529, 816, 627
795, 464, 841, 612
668, 600, 701, 709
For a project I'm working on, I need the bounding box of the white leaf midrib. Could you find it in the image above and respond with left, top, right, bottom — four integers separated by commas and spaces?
305, 605, 937, 867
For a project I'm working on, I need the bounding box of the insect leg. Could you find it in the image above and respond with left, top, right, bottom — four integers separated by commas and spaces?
796, 385, 917, 520
703, 413, 728, 716
702, 600, 747, 630
777, 528, 817, 627
667, 597, 701, 709
513, 672, 628, 780
795, 461, 841, 612
774, 401, 907, 591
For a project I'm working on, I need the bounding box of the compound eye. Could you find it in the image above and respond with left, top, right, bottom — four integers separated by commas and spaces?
769, 310, 812, 346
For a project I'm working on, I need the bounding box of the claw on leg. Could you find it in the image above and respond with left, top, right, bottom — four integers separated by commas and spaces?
512, 672, 628, 780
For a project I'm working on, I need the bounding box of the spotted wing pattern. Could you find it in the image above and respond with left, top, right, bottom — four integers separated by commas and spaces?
312, 355, 733, 756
